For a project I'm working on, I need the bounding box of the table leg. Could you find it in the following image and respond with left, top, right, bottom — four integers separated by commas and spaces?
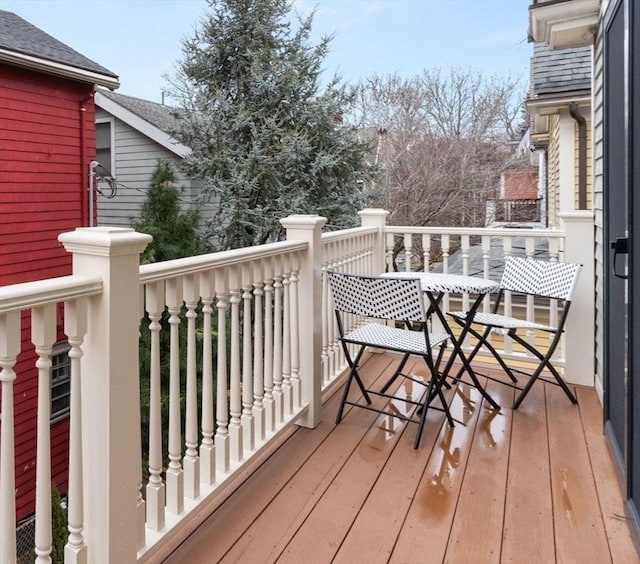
427, 292, 501, 411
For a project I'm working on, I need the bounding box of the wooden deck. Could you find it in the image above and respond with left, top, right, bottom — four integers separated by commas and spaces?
162, 353, 639, 564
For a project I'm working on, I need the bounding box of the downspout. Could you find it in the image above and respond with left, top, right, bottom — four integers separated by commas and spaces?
79, 90, 94, 226
569, 102, 587, 210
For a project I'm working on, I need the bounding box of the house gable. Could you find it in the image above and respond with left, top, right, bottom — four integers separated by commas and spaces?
95, 91, 190, 158
0, 9, 118, 88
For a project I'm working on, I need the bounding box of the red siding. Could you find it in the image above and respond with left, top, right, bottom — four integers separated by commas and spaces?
0, 64, 97, 521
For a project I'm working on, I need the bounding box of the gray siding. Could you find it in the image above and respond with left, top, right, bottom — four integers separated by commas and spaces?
593, 30, 604, 392
95, 109, 210, 228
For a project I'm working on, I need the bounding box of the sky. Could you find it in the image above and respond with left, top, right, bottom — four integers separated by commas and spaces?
0, 0, 533, 104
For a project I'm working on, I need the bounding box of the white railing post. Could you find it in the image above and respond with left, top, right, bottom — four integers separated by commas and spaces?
559, 211, 595, 387
358, 208, 389, 274
280, 215, 327, 428
59, 227, 151, 562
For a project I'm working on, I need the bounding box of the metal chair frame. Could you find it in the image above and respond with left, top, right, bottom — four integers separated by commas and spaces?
448, 257, 582, 408
327, 271, 453, 449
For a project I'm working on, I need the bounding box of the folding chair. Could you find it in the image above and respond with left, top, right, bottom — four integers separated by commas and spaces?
327, 271, 453, 449
447, 257, 582, 408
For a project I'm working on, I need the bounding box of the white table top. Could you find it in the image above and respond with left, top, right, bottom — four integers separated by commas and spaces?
381, 271, 499, 294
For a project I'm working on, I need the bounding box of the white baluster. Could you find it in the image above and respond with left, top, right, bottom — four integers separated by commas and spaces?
385, 233, 394, 272
441, 234, 451, 326
281, 262, 293, 417
482, 235, 492, 312
0, 311, 20, 564
64, 298, 88, 563
263, 270, 275, 433
32, 304, 56, 564
272, 272, 284, 424
165, 277, 184, 515
441, 234, 450, 273
461, 235, 470, 312
321, 263, 330, 386
145, 281, 165, 531
289, 257, 301, 408
525, 238, 536, 348
199, 271, 215, 485
228, 272, 243, 461
404, 233, 412, 272
422, 234, 431, 272
502, 237, 513, 355
252, 262, 265, 443
183, 274, 200, 499
214, 270, 230, 473
241, 265, 255, 452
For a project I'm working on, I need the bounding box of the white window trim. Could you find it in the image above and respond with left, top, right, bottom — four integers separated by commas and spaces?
95, 116, 116, 178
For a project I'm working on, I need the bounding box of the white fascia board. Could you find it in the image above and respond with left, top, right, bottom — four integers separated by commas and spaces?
529, 0, 599, 47
527, 94, 591, 116
0, 48, 120, 89
94, 91, 191, 158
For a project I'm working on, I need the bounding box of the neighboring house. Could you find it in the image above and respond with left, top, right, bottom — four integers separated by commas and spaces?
530, 0, 640, 544
527, 42, 592, 229
94, 90, 208, 228
485, 170, 542, 227
0, 9, 118, 523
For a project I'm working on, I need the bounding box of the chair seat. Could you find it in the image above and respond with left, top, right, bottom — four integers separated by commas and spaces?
449, 311, 557, 332
345, 323, 449, 354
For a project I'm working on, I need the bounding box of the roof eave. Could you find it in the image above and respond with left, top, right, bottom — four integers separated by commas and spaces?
95, 91, 191, 158
0, 48, 120, 89
527, 91, 591, 115
528, 0, 600, 48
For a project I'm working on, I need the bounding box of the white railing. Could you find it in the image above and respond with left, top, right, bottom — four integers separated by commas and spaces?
0, 209, 595, 562
0, 275, 102, 564
383, 226, 566, 367
138, 238, 315, 558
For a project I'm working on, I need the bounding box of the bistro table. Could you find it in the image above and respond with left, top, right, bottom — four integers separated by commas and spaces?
381, 271, 501, 410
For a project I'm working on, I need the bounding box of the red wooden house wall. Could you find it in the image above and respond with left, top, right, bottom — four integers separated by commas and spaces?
0, 63, 97, 521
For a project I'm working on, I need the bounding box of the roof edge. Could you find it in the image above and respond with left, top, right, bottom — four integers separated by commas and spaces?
0, 47, 119, 89
95, 91, 191, 158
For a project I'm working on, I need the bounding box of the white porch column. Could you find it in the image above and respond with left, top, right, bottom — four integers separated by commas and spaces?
280, 215, 326, 428
558, 111, 577, 214
559, 211, 595, 387
59, 227, 151, 563
358, 208, 389, 274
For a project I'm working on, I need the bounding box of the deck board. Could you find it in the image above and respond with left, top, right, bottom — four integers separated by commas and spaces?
443, 379, 514, 564
547, 383, 613, 563
501, 381, 555, 563
576, 387, 639, 563
162, 355, 639, 564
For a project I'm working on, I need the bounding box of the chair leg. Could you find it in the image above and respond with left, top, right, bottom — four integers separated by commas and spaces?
380, 353, 411, 393
450, 319, 518, 384
414, 373, 436, 449
336, 345, 371, 424
511, 333, 577, 408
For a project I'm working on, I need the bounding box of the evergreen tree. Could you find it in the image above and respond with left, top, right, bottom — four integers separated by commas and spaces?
168, 0, 376, 250
132, 160, 207, 263
50, 484, 67, 564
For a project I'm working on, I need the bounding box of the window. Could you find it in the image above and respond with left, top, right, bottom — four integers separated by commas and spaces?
95, 120, 113, 175
51, 342, 71, 423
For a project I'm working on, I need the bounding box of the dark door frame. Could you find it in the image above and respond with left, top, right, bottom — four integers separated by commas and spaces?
602, 0, 640, 542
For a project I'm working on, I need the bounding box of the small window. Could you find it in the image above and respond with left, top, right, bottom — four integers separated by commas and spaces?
51, 342, 71, 424
95, 121, 113, 175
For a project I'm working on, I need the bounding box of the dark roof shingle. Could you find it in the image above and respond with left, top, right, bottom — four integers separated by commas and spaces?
530, 43, 591, 96
0, 9, 117, 79
99, 90, 179, 133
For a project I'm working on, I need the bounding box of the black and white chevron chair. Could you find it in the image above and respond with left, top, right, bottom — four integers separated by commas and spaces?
327, 271, 453, 449
447, 256, 582, 408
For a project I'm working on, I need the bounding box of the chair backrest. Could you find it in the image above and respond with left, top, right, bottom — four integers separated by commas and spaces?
499, 257, 581, 300
327, 271, 427, 322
